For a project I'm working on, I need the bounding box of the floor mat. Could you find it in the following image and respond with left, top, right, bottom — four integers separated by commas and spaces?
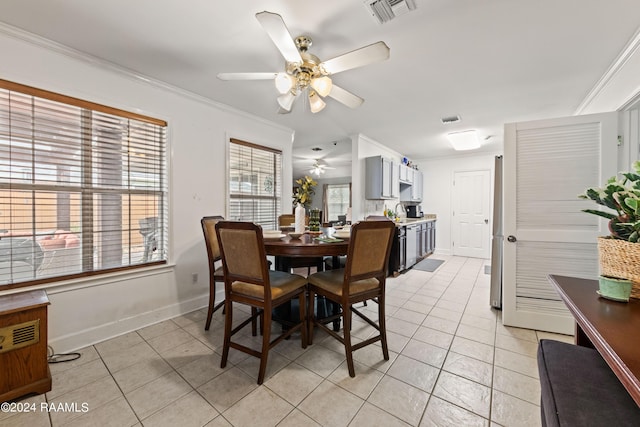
413, 258, 445, 272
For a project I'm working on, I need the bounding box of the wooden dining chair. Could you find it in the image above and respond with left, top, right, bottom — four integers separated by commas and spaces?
365, 215, 392, 221
278, 214, 295, 228
215, 221, 308, 384
201, 215, 225, 331
307, 220, 395, 377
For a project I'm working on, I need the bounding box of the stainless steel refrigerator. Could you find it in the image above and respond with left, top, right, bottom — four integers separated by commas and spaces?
490, 155, 503, 309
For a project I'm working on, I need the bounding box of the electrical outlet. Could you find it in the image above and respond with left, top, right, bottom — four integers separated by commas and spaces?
191, 273, 198, 284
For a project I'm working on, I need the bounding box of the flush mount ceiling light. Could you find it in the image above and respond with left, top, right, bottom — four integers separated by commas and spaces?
217, 11, 390, 114
447, 130, 481, 151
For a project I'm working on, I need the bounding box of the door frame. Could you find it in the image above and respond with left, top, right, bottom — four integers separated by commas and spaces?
502, 112, 618, 334
452, 168, 492, 259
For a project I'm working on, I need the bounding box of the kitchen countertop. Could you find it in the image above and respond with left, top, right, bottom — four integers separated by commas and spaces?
394, 215, 436, 226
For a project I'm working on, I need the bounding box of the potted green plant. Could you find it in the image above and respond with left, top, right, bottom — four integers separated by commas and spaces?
292, 175, 317, 208
579, 160, 640, 300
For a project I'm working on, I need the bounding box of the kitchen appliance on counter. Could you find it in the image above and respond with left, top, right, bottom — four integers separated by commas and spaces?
406, 205, 423, 218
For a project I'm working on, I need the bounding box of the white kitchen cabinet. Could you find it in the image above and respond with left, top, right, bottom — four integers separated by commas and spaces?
399, 168, 423, 202
365, 156, 397, 199
398, 164, 413, 184
411, 170, 423, 202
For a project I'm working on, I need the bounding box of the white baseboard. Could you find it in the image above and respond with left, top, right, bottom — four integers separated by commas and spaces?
433, 248, 451, 256
48, 295, 209, 353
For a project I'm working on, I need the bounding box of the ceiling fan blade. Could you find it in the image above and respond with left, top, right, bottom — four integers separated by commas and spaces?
328, 85, 364, 109
320, 41, 390, 75
255, 11, 302, 64
217, 72, 277, 80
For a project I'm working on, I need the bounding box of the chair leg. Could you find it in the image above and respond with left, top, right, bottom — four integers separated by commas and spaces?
378, 294, 390, 360
205, 280, 216, 331
251, 307, 258, 336
343, 303, 356, 377
298, 292, 307, 349
205, 280, 225, 331
220, 299, 233, 369
257, 308, 272, 385
308, 289, 316, 345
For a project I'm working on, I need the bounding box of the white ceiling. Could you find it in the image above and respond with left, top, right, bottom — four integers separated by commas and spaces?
2, 0, 640, 170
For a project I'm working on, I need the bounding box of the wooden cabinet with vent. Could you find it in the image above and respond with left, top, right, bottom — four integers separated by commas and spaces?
0, 290, 51, 402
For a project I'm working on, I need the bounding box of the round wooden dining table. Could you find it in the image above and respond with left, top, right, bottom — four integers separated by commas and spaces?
263, 232, 349, 331
263, 233, 349, 260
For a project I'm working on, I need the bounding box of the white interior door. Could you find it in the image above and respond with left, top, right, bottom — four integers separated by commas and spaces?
452, 169, 491, 258
503, 112, 618, 334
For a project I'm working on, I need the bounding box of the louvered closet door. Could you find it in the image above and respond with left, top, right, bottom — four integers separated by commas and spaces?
503, 112, 618, 334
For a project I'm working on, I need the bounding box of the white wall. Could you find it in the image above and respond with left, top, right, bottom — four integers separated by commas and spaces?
418, 151, 501, 256
0, 26, 294, 352
352, 133, 403, 220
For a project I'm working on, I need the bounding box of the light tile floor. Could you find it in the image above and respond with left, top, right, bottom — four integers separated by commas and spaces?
1, 256, 574, 427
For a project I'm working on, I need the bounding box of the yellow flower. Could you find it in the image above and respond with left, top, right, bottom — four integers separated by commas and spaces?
293, 175, 317, 208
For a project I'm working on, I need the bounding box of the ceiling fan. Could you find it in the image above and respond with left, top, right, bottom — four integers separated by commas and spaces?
309, 159, 334, 175
217, 11, 390, 114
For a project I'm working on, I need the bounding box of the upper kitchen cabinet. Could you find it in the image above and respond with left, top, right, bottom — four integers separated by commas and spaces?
365, 156, 397, 199
399, 164, 413, 184
412, 170, 423, 201
400, 168, 423, 202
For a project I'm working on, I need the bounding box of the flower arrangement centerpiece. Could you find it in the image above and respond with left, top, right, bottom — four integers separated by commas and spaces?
579, 160, 640, 300
292, 175, 317, 208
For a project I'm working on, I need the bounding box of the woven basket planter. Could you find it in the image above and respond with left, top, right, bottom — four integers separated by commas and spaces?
598, 236, 640, 300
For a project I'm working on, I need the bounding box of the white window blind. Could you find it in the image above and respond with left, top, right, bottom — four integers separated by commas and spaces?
228, 139, 281, 230
0, 80, 168, 289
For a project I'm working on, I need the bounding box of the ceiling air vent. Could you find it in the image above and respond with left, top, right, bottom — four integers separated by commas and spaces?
441, 115, 462, 124
364, 0, 417, 24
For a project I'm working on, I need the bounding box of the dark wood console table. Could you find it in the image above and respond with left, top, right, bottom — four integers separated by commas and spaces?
548, 274, 640, 406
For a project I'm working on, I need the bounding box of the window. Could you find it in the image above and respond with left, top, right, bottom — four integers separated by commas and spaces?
326, 183, 351, 221
0, 80, 168, 289
228, 139, 281, 230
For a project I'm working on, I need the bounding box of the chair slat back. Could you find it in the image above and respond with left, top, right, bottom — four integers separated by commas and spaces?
201, 215, 224, 262
215, 221, 268, 286
345, 220, 395, 280
278, 214, 295, 227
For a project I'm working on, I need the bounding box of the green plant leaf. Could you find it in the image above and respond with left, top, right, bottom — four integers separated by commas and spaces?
582, 209, 616, 220
625, 197, 640, 215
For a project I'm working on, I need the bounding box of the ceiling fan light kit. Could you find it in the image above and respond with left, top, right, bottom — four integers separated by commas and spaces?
309, 159, 334, 175
277, 91, 297, 111
310, 164, 325, 175
275, 72, 294, 94
309, 91, 326, 113
310, 76, 332, 98
217, 11, 390, 114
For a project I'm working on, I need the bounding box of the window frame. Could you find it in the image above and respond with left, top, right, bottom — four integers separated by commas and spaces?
227, 138, 282, 230
325, 183, 351, 222
0, 79, 168, 291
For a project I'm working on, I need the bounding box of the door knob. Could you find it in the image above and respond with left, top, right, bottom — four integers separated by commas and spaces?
484, 219, 489, 224
507, 235, 517, 242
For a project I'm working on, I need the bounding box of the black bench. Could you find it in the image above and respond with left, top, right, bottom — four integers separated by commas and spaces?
537, 339, 640, 427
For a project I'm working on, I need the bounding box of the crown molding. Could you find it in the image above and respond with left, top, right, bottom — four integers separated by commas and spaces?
575, 27, 640, 114
0, 22, 293, 135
